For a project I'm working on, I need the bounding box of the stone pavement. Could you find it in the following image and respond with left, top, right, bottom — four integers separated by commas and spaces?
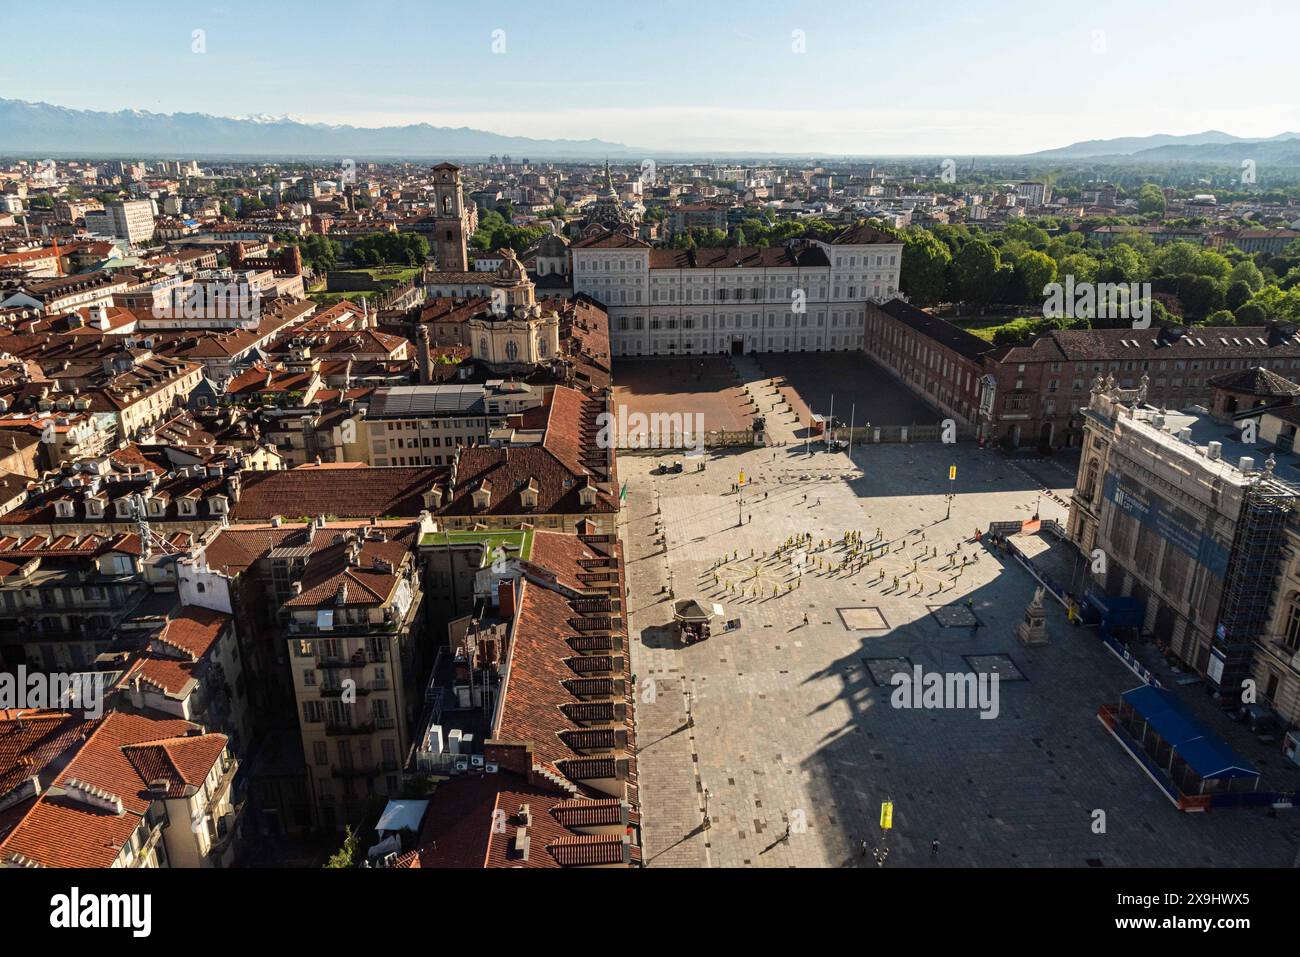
622, 440, 1300, 867
730, 354, 799, 446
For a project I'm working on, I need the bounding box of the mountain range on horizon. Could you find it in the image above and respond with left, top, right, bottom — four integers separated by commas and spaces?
4, 98, 1300, 165
0, 98, 637, 160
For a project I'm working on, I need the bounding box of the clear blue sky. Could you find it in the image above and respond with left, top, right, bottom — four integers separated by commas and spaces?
3, 0, 1296, 154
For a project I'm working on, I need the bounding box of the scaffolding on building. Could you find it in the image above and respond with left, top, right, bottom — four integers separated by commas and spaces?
1213, 470, 1299, 694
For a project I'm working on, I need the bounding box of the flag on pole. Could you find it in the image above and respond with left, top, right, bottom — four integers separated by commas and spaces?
619, 481, 628, 502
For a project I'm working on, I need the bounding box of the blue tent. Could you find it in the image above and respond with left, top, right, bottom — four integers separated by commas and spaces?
1121, 685, 1259, 781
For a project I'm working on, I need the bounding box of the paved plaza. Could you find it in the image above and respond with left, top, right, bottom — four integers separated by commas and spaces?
621, 439, 1300, 867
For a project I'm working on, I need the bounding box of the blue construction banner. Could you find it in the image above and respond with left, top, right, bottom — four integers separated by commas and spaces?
1103, 474, 1230, 577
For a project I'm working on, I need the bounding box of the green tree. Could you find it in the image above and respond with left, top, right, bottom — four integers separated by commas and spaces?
1137, 184, 1167, 216
1057, 252, 1100, 286
1014, 250, 1057, 305
1234, 302, 1269, 325
1226, 280, 1254, 312
325, 826, 359, 868
951, 239, 1000, 310
1176, 274, 1226, 320
1229, 259, 1265, 292
899, 229, 952, 306
1101, 244, 1144, 283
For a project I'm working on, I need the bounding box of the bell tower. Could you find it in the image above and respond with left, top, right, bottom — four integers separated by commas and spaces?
432, 162, 468, 272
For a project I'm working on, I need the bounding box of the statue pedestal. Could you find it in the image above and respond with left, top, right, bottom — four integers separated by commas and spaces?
1016, 594, 1049, 647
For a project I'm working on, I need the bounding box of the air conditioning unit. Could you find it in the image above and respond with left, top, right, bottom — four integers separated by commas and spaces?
471, 755, 485, 768
485, 763, 499, 773
454, 759, 469, 772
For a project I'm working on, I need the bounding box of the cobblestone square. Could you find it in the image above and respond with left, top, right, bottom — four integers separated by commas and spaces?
622, 438, 1300, 868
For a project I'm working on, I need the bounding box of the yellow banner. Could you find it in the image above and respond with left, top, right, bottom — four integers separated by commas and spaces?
880, 801, 893, 830
949, 466, 957, 481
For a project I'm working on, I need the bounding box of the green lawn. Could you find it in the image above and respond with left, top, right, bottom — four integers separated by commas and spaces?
419, 527, 534, 563
948, 315, 1036, 342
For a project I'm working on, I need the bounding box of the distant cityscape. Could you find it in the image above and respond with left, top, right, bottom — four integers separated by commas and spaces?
3, 9, 1300, 922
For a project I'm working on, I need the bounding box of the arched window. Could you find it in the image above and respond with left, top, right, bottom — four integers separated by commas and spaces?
505, 339, 519, 362
442, 196, 452, 214
479, 337, 489, 358
538, 339, 548, 358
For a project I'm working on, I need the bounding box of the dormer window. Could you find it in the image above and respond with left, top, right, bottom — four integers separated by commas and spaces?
86, 498, 104, 519
54, 499, 75, 518
209, 496, 227, 515
520, 479, 539, 510
178, 498, 197, 517
471, 482, 491, 511
115, 499, 133, 518
148, 498, 165, 517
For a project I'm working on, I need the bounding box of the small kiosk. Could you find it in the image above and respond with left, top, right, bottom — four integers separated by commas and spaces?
673, 598, 727, 644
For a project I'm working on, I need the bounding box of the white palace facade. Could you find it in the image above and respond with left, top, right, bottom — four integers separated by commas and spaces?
569, 223, 903, 357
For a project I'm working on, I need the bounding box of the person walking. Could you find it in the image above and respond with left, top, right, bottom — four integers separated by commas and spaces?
931, 839, 940, 858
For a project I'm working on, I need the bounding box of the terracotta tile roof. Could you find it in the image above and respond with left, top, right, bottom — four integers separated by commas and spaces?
0, 712, 222, 868
443, 446, 616, 518
153, 605, 229, 659
1206, 365, 1300, 397
231, 466, 446, 521
0, 710, 96, 799
121, 734, 227, 798
549, 796, 624, 827
545, 833, 627, 866
410, 770, 634, 868
832, 221, 902, 245
284, 534, 410, 607
122, 656, 198, 698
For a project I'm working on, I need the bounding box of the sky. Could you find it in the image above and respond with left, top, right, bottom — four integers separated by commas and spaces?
2, 0, 1298, 156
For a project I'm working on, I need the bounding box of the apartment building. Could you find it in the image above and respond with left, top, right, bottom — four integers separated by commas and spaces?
85, 199, 156, 246
570, 222, 902, 356
0, 529, 151, 671
1068, 370, 1300, 727
0, 711, 240, 868
363, 382, 543, 467
194, 516, 430, 830
0, 270, 129, 316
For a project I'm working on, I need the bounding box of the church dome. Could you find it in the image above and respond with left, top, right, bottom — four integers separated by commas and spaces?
496, 248, 528, 284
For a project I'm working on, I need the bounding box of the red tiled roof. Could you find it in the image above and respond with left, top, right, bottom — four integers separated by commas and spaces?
231, 466, 447, 521
0, 712, 223, 868
0, 710, 96, 799
153, 606, 230, 659
410, 771, 633, 868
